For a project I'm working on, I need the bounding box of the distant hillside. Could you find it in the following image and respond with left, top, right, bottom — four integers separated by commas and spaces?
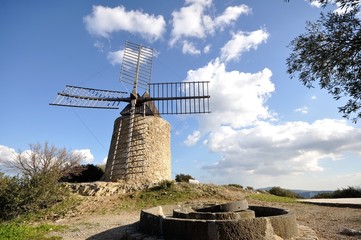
258, 187, 333, 199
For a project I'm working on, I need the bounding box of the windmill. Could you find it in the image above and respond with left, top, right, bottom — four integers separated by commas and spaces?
50, 42, 210, 183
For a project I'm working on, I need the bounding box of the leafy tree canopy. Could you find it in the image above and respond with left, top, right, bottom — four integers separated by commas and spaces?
286, 1, 361, 122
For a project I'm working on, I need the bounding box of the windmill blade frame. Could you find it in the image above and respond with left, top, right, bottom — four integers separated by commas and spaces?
50, 85, 128, 109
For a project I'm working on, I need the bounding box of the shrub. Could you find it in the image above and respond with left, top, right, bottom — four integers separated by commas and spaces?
333, 186, 361, 198
60, 164, 104, 183
175, 174, 194, 182
153, 180, 175, 190
228, 184, 243, 189
312, 192, 334, 199
268, 186, 301, 198
0, 172, 69, 220
313, 186, 361, 198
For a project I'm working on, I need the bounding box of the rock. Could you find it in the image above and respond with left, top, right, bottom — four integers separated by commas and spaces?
340, 228, 361, 236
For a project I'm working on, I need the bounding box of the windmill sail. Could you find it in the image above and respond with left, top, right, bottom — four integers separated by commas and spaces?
148, 81, 210, 114
50, 85, 127, 109
50, 41, 210, 183
120, 41, 153, 91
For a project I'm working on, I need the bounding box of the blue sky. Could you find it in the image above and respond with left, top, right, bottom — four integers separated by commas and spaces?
1, 0, 360, 190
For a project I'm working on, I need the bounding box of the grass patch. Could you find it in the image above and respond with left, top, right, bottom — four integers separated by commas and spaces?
117, 183, 197, 210
0, 223, 65, 240
247, 193, 298, 203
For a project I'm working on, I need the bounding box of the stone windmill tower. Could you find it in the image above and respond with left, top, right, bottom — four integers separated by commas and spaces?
51, 42, 210, 184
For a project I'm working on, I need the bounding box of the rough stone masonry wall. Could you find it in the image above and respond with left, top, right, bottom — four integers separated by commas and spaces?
142, 116, 171, 183
103, 115, 171, 185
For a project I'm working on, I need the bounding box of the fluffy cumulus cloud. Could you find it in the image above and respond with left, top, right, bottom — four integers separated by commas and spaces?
84, 5, 166, 41
169, 0, 250, 48
72, 149, 95, 164
220, 29, 269, 62
184, 130, 201, 146
184, 58, 275, 129
181, 56, 361, 182
182, 40, 201, 55
107, 50, 124, 65
0, 145, 16, 171
204, 119, 361, 176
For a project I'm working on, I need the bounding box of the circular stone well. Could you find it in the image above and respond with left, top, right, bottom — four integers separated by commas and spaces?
135, 200, 300, 240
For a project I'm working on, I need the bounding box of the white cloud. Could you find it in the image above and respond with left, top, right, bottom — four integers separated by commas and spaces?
169, 1, 251, 47
107, 49, 124, 65
84, 5, 166, 42
182, 41, 201, 55
203, 44, 211, 54
204, 119, 361, 177
0, 145, 16, 162
220, 29, 269, 62
311, 95, 317, 100
0, 145, 16, 172
295, 106, 308, 114
307, 0, 323, 8
184, 130, 201, 146
182, 58, 361, 183
214, 5, 251, 28
184, 58, 275, 129
72, 149, 94, 164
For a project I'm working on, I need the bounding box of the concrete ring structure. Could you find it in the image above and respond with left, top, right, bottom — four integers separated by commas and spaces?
138, 203, 299, 240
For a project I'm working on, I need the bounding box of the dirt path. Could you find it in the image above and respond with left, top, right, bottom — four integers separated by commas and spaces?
50, 211, 139, 240
49, 201, 361, 240
250, 200, 361, 240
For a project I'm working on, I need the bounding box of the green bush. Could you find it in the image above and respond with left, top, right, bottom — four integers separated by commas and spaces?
312, 192, 334, 199
268, 186, 301, 199
175, 174, 194, 183
228, 184, 243, 189
60, 164, 104, 183
150, 180, 175, 191
0, 173, 69, 220
332, 186, 361, 198
313, 186, 361, 198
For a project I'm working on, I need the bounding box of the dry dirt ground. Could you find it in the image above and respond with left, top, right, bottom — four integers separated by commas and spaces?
48, 190, 361, 240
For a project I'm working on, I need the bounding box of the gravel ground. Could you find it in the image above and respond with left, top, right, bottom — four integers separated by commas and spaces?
249, 199, 361, 240
49, 200, 361, 240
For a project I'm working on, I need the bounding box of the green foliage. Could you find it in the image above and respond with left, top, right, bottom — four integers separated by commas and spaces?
287, 6, 361, 122
0, 223, 64, 240
0, 173, 71, 220
60, 164, 104, 183
227, 184, 244, 189
286, 0, 359, 11
245, 186, 254, 191
151, 179, 175, 191
333, 186, 361, 198
268, 186, 302, 199
175, 174, 194, 182
313, 186, 361, 198
312, 192, 334, 199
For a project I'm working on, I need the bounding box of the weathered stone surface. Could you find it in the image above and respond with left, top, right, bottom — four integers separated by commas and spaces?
138, 204, 303, 240
65, 180, 158, 196
103, 115, 171, 184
